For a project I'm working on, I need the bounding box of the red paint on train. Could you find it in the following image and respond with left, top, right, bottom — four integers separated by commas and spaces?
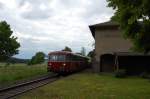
47, 51, 89, 74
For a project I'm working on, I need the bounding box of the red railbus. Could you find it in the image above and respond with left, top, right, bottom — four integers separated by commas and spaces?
47, 51, 89, 74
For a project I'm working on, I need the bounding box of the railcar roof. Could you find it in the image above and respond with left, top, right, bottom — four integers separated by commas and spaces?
48, 51, 90, 59
48, 51, 72, 55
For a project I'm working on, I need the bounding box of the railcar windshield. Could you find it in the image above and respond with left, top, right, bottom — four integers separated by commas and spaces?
49, 55, 65, 61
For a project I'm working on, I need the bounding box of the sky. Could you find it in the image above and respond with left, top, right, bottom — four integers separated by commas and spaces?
0, 0, 114, 59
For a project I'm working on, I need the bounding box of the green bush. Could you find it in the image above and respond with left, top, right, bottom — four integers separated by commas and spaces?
140, 72, 150, 79
28, 52, 45, 65
115, 69, 127, 78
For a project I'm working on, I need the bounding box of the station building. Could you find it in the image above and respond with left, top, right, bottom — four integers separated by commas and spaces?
89, 21, 132, 73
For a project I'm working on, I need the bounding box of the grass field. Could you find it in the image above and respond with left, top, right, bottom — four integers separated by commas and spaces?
19, 72, 150, 99
0, 63, 48, 86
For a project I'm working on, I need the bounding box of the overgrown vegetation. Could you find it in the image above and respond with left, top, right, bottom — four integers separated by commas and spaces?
140, 72, 150, 79
0, 63, 48, 86
107, 0, 150, 53
19, 72, 150, 99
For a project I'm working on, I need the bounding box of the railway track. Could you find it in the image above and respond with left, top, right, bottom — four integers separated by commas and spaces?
0, 74, 60, 99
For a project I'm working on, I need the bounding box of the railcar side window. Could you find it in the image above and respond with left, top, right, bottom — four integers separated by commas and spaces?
49, 55, 65, 61
57, 55, 65, 61
71, 55, 82, 61
49, 55, 56, 61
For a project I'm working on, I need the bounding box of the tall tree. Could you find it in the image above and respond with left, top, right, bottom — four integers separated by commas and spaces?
107, 0, 150, 53
81, 47, 86, 56
62, 46, 72, 52
0, 21, 20, 61
87, 50, 95, 58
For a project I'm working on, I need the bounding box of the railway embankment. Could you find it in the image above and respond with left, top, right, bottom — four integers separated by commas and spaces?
0, 74, 59, 99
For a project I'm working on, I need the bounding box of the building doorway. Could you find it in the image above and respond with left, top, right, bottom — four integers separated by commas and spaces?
100, 54, 115, 72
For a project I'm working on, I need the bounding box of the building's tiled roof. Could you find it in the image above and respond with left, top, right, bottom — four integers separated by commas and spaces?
89, 21, 119, 38
90, 21, 119, 27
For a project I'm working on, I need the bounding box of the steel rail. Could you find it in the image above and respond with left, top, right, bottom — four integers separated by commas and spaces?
0, 74, 60, 99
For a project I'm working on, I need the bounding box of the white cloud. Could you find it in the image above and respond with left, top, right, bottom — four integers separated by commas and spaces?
19, 1, 32, 13
0, 0, 114, 58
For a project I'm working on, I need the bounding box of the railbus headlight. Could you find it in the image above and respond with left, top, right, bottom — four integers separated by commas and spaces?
63, 63, 66, 66
49, 63, 52, 65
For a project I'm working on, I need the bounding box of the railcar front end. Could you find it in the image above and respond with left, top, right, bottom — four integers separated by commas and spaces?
48, 54, 69, 73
